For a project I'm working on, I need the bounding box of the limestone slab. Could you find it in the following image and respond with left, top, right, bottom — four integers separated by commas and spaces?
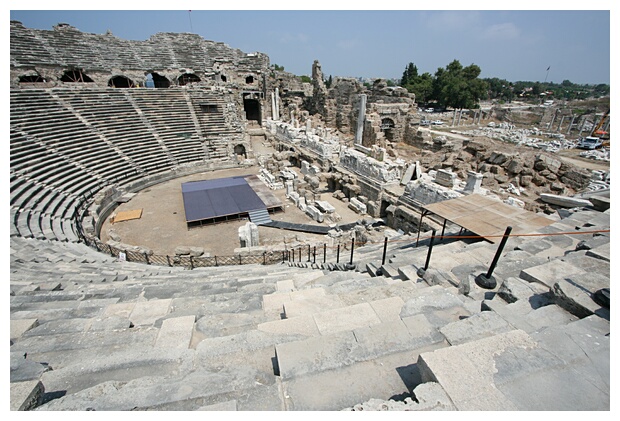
275, 331, 357, 379
257, 315, 320, 337
313, 302, 382, 335
418, 330, 537, 410
439, 311, 514, 345
10, 318, 38, 340
283, 295, 345, 318
10, 380, 44, 411
129, 299, 172, 326
519, 259, 585, 288
103, 302, 136, 318
155, 315, 196, 349
369, 296, 404, 323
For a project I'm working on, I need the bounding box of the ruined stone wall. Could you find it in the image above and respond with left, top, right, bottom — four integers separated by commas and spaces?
324, 77, 364, 133
10, 20, 270, 91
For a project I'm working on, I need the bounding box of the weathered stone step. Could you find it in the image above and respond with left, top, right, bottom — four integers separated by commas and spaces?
418, 316, 610, 410
481, 299, 577, 333
37, 364, 282, 411
275, 315, 446, 380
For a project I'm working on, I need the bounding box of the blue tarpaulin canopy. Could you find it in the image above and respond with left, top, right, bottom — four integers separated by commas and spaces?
181, 176, 266, 223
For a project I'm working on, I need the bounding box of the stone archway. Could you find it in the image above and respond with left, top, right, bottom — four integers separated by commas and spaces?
60, 68, 94, 83
178, 73, 201, 86
108, 75, 135, 88
234, 144, 247, 159
381, 118, 396, 142
146, 72, 170, 88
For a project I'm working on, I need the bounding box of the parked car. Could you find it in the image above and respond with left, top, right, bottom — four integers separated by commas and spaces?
577, 136, 603, 150
424, 108, 434, 113
431, 120, 444, 125
420, 119, 431, 126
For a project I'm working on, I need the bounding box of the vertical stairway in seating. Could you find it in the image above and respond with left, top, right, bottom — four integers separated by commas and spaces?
248, 208, 272, 225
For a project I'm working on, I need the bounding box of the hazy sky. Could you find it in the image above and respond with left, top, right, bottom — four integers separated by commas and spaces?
9, 3, 614, 85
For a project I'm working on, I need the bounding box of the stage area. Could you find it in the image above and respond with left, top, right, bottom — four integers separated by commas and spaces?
181, 175, 281, 227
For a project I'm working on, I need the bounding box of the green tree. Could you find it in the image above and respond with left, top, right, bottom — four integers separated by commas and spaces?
325, 75, 333, 89
434, 60, 487, 110
401, 62, 418, 86
300, 75, 311, 83
409, 72, 433, 104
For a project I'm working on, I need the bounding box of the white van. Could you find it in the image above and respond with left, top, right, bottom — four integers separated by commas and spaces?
577, 136, 602, 150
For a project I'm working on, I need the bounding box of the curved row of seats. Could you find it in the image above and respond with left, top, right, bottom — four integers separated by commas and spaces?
10, 87, 240, 243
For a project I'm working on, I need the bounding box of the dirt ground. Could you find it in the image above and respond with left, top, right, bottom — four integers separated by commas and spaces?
100, 161, 363, 256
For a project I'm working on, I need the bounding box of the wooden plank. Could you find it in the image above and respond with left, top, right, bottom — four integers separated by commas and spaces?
113, 208, 143, 223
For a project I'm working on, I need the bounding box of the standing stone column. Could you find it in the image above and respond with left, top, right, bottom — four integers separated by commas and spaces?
355, 94, 367, 145
271, 92, 277, 120
275, 88, 280, 121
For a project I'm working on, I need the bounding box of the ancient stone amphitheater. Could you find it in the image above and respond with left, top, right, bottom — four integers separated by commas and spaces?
10, 21, 610, 411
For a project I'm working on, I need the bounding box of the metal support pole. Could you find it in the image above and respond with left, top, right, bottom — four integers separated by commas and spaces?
299, 248, 301, 262
313, 246, 316, 264
190, 255, 194, 269
441, 219, 447, 242
323, 244, 326, 263
381, 236, 388, 266
475, 226, 513, 289
308, 244, 311, 262
416, 210, 427, 247
424, 229, 437, 271
215, 255, 218, 266
144, 252, 150, 265
349, 238, 355, 265
337, 244, 340, 263
166, 255, 171, 267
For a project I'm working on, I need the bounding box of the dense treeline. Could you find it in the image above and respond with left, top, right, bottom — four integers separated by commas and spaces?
399, 60, 610, 108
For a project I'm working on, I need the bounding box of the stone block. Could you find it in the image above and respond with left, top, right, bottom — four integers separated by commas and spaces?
155, 315, 196, 349
11, 318, 38, 340
10, 380, 44, 411
129, 299, 172, 326
313, 302, 382, 335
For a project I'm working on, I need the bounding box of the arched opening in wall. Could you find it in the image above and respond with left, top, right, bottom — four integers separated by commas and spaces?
146, 72, 170, 88
178, 73, 201, 86
19, 74, 47, 83
245, 75, 254, 84
220, 75, 227, 82
108, 75, 135, 88
243, 93, 261, 125
380, 200, 391, 218
234, 144, 247, 159
381, 118, 396, 142
60, 68, 94, 83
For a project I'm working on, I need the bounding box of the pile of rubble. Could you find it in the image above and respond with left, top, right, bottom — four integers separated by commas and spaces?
458, 123, 580, 153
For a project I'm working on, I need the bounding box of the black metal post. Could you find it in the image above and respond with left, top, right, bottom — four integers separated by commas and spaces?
307, 244, 311, 262
424, 229, 437, 271
323, 244, 326, 263
215, 255, 218, 266
349, 238, 355, 265
313, 246, 316, 263
337, 245, 340, 263
381, 236, 388, 266
166, 255, 171, 267
440, 219, 447, 242
299, 247, 301, 262
144, 252, 150, 265
263, 252, 266, 265
190, 255, 194, 269
476, 226, 513, 289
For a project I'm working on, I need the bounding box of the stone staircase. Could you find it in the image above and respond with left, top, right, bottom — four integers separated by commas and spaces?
10, 208, 610, 411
